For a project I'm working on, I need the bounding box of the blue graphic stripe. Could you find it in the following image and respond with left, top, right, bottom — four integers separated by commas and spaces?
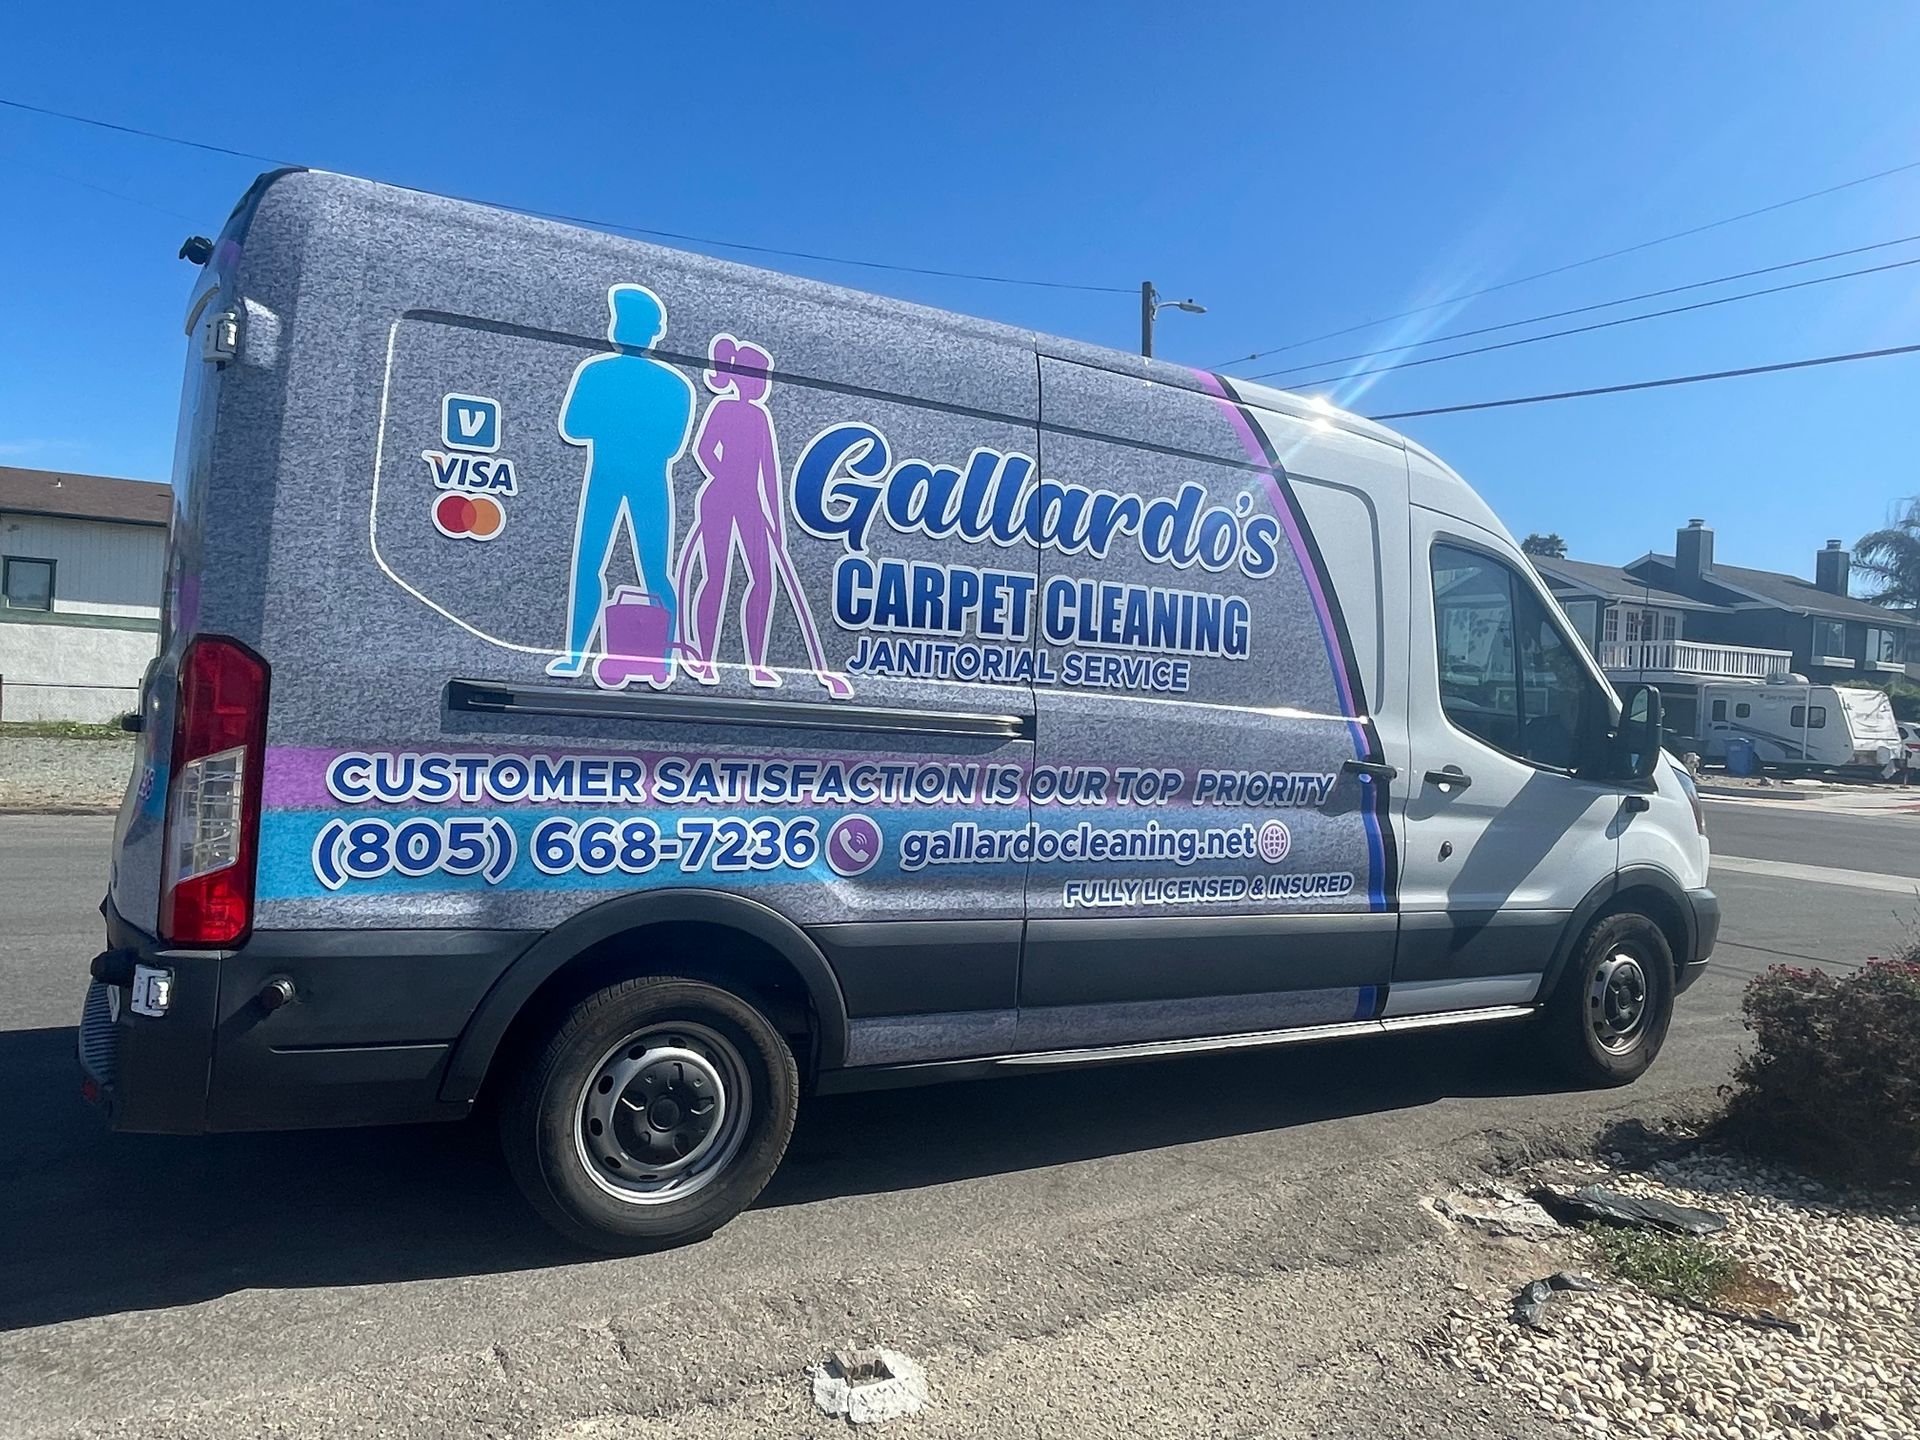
1204, 373, 1396, 915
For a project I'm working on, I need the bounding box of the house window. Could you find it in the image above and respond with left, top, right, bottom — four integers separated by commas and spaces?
1602, 608, 1619, 643
1790, 705, 1828, 729
1867, 628, 1903, 664
1560, 599, 1599, 649
1711, 699, 1727, 722
1813, 619, 1846, 658
1, 556, 54, 611
1735, 702, 1751, 719
1661, 613, 1679, 640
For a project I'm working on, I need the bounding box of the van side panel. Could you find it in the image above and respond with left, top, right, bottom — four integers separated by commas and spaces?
1013, 361, 1409, 1050
215, 172, 1044, 1073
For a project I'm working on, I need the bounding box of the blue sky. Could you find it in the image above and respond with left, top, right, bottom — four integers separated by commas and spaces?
3, 3, 1918, 577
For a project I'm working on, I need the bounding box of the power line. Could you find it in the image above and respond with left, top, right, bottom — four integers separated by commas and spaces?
1249, 228, 1920, 380
1366, 340, 1920, 420
0, 95, 282, 165
0, 94, 1133, 295
1212, 153, 1920, 369
1276, 250, 1920, 389
0, 148, 200, 223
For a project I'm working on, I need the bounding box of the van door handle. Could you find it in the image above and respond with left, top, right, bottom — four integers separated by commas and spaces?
1341, 760, 1399, 781
1424, 766, 1473, 791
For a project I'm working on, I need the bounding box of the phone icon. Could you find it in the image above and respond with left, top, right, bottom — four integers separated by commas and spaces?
826, 815, 882, 877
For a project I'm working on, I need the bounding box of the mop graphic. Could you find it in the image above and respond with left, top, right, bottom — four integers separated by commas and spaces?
547, 285, 696, 690
673, 334, 851, 698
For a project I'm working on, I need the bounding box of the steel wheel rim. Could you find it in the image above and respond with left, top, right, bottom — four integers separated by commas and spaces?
1588, 951, 1650, 1054
575, 1021, 752, 1206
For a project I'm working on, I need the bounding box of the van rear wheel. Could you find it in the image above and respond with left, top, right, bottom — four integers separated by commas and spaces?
501, 975, 798, 1251
1544, 912, 1674, 1087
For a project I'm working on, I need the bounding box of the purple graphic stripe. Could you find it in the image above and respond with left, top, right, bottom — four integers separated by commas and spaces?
1194, 370, 1388, 913
1192, 371, 1358, 719
262, 744, 1036, 811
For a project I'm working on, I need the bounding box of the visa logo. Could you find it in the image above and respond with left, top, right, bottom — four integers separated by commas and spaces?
441, 393, 501, 453
421, 450, 519, 495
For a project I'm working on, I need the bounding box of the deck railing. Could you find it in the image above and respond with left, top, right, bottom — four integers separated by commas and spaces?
1596, 639, 1793, 679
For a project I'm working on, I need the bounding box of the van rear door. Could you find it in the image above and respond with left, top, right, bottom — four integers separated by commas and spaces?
108, 256, 233, 935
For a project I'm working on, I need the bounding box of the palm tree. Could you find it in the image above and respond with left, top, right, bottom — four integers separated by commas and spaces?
1855, 500, 1920, 607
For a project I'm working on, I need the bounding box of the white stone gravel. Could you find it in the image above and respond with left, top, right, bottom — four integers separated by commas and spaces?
1439, 1151, 1920, 1438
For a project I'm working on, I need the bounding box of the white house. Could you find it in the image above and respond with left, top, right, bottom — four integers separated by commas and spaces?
0, 466, 170, 723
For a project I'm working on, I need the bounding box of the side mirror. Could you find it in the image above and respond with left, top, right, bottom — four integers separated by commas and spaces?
1612, 684, 1663, 782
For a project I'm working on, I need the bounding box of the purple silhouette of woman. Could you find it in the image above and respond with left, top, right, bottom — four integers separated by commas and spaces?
675, 336, 850, 697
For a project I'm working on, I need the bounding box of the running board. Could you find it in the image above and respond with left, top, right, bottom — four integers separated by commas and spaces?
816, 1005, 1534, 1093
994, 1005, 1534, 1069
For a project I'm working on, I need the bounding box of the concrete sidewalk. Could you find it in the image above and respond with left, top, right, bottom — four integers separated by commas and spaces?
1698, 780, 1920, 814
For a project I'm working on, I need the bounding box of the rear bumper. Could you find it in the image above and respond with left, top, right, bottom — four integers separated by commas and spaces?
80, 900, 533, 1133
1677, 886, 1720, 994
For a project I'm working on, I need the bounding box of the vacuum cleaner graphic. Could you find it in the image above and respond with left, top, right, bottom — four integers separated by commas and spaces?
591, 586, 675, 690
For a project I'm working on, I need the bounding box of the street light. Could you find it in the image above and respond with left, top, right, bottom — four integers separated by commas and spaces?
1140, 280, 1206, 358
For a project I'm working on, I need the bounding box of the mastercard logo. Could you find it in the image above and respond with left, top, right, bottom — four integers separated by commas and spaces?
432, 491, 506, 541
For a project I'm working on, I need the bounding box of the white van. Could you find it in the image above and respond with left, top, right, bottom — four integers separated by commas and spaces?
1699, 681, 1902, 775
82, 170, 1718, 1250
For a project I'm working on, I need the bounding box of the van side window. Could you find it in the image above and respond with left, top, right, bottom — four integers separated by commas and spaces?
1711, 699, 1727, 722
1791, 704, 1827, 728
1432, 544, 1605, 771
1735, 702, 1751, 719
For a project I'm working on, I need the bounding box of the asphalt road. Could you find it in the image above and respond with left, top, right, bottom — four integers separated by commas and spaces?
1, 802, 1911, 1437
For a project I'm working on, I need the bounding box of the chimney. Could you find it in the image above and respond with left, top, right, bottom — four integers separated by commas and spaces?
1815, 539, 1851, 596
1675, 518, 1714, 585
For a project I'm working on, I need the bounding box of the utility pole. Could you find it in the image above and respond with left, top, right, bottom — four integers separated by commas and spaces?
1140, 281, 1206, 358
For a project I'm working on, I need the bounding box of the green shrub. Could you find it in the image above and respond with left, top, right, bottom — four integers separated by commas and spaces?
1722, 959, 1920, 1185
1587, 1225, 1737, 1304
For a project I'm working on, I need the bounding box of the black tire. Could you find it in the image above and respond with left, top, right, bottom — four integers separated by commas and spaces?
501, 975, 798, 1252
1543, 911, 1674, 1087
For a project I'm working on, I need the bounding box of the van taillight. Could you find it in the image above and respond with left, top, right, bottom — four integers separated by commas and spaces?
159, 636, 269, 946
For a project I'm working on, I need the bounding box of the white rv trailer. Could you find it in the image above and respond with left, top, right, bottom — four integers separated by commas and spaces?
1698, 680, 1902, 774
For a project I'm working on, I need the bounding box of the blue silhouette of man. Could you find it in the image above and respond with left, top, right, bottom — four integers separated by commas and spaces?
547, 284, 696, 677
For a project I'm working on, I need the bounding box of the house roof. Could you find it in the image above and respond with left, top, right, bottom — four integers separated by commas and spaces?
1633, 553, 1912, 626
1529, 555, 1712, 610
0, 466, 172, 527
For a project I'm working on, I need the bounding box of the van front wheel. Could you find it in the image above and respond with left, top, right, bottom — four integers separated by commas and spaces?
1545, 912, 1674, 1087
501, 976, 798, 1251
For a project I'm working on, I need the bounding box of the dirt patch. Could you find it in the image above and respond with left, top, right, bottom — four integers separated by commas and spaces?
0, 736, 134, 812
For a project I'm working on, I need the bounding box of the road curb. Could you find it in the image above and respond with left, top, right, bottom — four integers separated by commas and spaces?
1695, 785, 1811, 802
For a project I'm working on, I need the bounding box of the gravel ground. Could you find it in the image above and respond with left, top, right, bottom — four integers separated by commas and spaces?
1440, 1151, 1920, 1438
0, 738, 133, 811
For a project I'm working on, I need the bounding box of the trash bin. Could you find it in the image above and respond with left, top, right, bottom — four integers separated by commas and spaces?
1725, 736, 1756, 777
